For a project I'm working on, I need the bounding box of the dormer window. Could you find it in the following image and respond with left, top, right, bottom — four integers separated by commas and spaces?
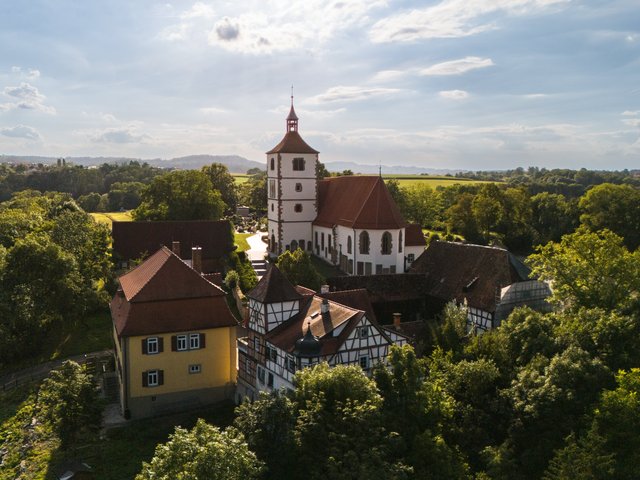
293, 158, 305, 171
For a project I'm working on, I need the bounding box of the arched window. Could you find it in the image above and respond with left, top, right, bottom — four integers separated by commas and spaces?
270, 157, 275, 170
347, 236, 352, 254
299, 239, 305, 251
399, 230, 403, 253
359, 231, 370, 255
291, 240, 298, 251
381, 231, 392, 255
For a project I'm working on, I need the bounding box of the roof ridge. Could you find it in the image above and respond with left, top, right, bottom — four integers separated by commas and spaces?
121, 247, 172, 301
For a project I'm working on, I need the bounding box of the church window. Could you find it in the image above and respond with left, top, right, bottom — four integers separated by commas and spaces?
299, 239, 305, 250
291, 240, 298, 251
399, 231, 403, 253
381, 231, 392, 255
294, 203, 303, 213
293, 157, 305, 171
347, 236, 352, 254
359, 231, 370, 255
295, 183, 302, 192
270, 157, 275, 170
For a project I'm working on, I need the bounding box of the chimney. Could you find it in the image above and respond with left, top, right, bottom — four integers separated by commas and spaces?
321, 297, 329, 315
320, 284, 330, 294
172, 241, 181, 256
192, 246, 202, 274
393, 312, 402, 329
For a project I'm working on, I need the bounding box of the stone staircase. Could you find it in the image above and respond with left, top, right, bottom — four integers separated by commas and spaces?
251, 258, 267, 280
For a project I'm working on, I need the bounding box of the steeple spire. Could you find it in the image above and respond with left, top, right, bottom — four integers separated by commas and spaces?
287, 85, 299, 132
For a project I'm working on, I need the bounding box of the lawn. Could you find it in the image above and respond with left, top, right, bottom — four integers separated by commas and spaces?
90, 211, 133, 228
234, 232, 252, 252
382, 174, 495, 189
232, 173, 251, 185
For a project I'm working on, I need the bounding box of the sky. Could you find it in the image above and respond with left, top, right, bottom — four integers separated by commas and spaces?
0, 0, 639, 171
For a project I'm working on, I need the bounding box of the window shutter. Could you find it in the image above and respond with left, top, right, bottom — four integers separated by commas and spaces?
171, 335, 177, 351
158, 337, 164, 353
142, 371, 148, 387
158, 370, 164, 385
141, 338, 148, 354
200, 333, 206, 348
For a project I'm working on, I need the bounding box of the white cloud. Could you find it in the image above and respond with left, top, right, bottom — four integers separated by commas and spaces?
163, 0, 386, 54
622, 118, 640, 127
371, 70, 409, 82
439, 90, 469, 100
370, 0, 569, 43
0, 124, 41, 140
10, 66, 41, 79
420, 57, 494, 76
622, 110, 640, 116
200, 106, 227, 115
1, 82, 56, 114
306, 85, 402, 104
91, 127, 151, 144
181, 2, 215, 19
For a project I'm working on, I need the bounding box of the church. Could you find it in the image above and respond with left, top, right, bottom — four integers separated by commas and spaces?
266, 99, 425, 274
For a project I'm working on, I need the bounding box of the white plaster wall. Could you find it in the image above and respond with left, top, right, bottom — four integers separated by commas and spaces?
278, 153, 318, 179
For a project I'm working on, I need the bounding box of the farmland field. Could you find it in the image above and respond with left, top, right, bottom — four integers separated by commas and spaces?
232, 173, 251, 185
90, 211, 133, 227
381, 174, 495, 188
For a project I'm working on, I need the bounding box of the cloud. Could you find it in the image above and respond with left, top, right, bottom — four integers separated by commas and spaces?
10, 66, 40, 79
164, 0, 386, 54
181, 2, 215, 19
370, 0, 569, 43
439, 90, 469, 100
371, 70, 408, 82
0, 125, 42, 140
91, 127, 151, 144
622, 110, 640, 116
200, 106, 227, 115
2, 82, 56, 114
214, 17, 240, 41
420, 57, 494, 76
307, 86, 402, 104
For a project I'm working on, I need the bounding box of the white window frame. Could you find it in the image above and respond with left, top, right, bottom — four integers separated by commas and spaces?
285, 354, 296, 373
147, 337, 159, 355
189, 333, 200, 350
177, 335, 188, 351
265, 343, 277, 362
189, 364, 202, 374
147, 370, 159, 386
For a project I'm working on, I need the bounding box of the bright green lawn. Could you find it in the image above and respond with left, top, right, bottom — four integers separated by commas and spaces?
234, 232, 252, 252
232, 174, 251, 185
90, 211, 133, 228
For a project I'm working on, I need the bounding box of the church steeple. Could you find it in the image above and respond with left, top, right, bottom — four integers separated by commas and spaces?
287, 86, 298, 132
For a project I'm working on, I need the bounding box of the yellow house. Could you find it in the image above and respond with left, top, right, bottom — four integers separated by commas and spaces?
110, 246, 237, 419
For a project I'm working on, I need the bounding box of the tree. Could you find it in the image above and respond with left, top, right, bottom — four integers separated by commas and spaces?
530, 192, 578, 245
202, 162, 239, 212
445, 193, 481, 242
276, 248, 323, 291
527, 229, 640, 311
38, 360, 101, 448
239, 171, 267, 213
107, 181, 145, 211
404, 184, 443, 229
385, 179, 409, 219
133, 170, 226, 221
136, 419, 264, 480
234, 392, 297, 479
579, 183, 640, 250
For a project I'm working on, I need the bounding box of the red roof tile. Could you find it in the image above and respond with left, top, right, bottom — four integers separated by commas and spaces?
314, 176, 406, 229
111, 220, 234, 264
247, 264, 303, 303
410, 241, 530, 312
405, 223, 427, 246
111, 247, 237, 336
266, 131, 319, 154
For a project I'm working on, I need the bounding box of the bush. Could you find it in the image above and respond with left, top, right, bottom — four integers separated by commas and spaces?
225, 270, 240, 290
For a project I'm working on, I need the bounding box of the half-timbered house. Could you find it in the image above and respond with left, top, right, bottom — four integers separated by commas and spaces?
236, 265, 407, 400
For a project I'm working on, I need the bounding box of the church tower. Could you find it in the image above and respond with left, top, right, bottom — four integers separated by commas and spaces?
266, 95, 319, 256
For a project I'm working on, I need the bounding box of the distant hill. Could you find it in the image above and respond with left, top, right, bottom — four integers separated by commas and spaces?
0, 154, 459, 175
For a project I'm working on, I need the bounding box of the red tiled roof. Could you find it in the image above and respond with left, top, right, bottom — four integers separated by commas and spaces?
409, 241, 530, 312
111, 247, 237, 336
266, 131, 319, 154
317, 288, 378, 324
266, 296, 364, 356
247, 264, 303, 303
314, 176, 406, 229
111, 220, 234, 263
405, 223, 427, 247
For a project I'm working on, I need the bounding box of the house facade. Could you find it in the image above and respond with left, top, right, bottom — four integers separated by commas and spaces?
266, 99, 425, 274
110, 246, 238, 419
236, 265, 407, 401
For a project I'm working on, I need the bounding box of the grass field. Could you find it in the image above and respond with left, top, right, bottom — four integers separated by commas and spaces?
232, 174, 251, 185
90, 211, 133, 227
234, 232, 252, 252
382, 174, 494, 188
